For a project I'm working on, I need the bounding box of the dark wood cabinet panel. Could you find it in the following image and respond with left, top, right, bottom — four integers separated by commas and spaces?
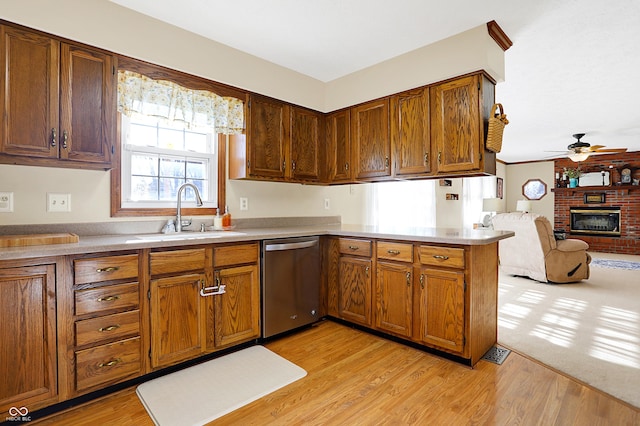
375, 261, 413, 338
430, 75, 484, 173
326, 109, 351, 182
247, 95, 288, 179
290, 106, 322, 181
0, 264, 58, 413
351, 98, 391, 180
391, 88, 430, 176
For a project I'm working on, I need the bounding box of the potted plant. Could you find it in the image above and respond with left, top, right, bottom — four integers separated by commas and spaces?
563, 167, 582, 188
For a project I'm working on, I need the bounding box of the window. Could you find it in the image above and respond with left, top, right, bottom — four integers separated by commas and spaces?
522, 179, 547, 200
367, 180, 436, 228
120, 114, 216, 209
111, 64, 245, 217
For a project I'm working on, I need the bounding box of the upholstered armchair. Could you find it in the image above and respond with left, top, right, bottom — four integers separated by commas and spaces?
492, 212, 591, 283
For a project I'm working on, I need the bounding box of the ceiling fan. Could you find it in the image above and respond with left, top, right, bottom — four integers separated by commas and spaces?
559, 133, 627, 162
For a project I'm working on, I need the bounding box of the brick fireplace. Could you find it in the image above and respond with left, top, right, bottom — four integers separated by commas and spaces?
553, 152, 640, 255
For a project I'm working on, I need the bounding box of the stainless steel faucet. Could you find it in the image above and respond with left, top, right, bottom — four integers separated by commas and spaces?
176, 183, 203, 232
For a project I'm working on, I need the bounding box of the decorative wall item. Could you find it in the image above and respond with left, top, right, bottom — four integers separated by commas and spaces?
584, 193, 606, 204
446, 193, 459, 200
497, 177, 503, 199
439, 179, 452, 187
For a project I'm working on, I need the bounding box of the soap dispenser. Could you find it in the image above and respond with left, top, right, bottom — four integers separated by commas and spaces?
222, 205, 231, 228
214, 209, 223, 229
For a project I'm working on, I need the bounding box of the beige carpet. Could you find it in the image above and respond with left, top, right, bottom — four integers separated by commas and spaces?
137, 346, 307, 425
498, 252, 640, 408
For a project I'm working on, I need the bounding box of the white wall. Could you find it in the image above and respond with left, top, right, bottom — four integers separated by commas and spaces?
0, 1, 505, 226
504, 161, 555, 220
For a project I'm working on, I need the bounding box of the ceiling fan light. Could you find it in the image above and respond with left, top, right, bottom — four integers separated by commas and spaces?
568, 152, 590, 162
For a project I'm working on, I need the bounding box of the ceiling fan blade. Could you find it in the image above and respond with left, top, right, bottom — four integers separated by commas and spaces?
587, 145, 606, 151
591, 148, 628, 154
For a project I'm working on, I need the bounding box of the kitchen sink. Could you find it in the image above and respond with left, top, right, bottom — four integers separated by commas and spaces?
131, 231, 246, 242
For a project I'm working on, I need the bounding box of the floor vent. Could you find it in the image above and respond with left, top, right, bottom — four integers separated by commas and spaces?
481, 346, 511, 365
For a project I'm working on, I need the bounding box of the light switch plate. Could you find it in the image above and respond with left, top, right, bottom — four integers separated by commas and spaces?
47, 193, 71, 212
0, 192, 14, 212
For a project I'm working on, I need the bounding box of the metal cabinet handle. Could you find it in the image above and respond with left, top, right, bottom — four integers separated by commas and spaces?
292, 160, 296, 171
432, 255, 450, 260
62, 130, 68, 149
385, 156, 389, 168
420, 274, 425, 289
200, 277, 226, 297
387, 249, 401, 255
97, 358, 122, 368
345, 162, 349, 171
365, 266, 370, 277
98, 325, 120, 332
424, 153, 429, 164
97, 295, 120, 302
96, 266, 119, 273
438, 151, 442, 164
51, 128, 57, 147
406, 271, 411, 286
348, 245, 359, 251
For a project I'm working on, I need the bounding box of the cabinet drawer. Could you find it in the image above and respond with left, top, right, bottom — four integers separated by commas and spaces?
75, 336, 141, 392
213, 243, 259, 267
74, 254, 139, 285
338, 238, 372, 257
75, 310, 140, 347
419, 245, 465, 269
149, 248, 206, 275
75, 282, 139, 316
377, 241, 413, 262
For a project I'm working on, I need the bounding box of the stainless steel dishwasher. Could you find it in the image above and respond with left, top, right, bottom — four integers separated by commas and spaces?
261, 236, 320, 338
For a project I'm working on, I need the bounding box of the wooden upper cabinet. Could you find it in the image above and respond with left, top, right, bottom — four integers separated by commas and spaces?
290, 106, 322, 181
430, 74, 494, 174
60, 43, 114, 163
351, 98, 391, 180
246, 94, 288, 179
326, 109, 351, 182
0, 25, 59, 158
391, 88, 430, 177
0, 24, 115, 168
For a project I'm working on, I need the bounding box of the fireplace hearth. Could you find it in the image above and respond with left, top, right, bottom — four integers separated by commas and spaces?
570, 207, 621, 236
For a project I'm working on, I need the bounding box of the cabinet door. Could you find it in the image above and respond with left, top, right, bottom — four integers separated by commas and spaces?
0, 264, 57, 412
416, 267, 465, 353
247, 95, 288, 179
150, 273, 206, 368
375, 261, 413, 338
213, 264, 260, 348
0, 25, 59, 158
59, 43, 114, 164
338, 256, 372, 326
430, 75, 481, 173
391, 88, 430, 176
351, 98, 390, 179
290, 107, 321, 181
326, 109, 351, 182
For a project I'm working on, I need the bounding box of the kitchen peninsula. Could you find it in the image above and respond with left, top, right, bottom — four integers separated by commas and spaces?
0, 218, 512, 417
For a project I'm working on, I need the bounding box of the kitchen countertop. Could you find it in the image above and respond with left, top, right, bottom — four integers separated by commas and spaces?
0, 222, 513, 261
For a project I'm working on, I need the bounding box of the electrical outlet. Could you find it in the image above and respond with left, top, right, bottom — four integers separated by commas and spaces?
324, 198, 330, 210
239, 197, 249, 211
0, 192, 14, 212
47, 193, 71, 212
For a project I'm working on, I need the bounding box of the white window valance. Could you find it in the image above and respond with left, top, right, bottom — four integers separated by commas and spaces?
117, 70, 244, 134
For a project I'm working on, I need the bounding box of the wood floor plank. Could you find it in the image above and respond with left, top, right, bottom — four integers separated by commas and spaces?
33, 320, 640, 425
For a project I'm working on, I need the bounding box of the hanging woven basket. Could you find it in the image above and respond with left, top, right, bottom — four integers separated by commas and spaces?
486, 103, 509, 153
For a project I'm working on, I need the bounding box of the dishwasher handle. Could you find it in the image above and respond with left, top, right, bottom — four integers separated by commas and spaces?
264, 239, 318, 252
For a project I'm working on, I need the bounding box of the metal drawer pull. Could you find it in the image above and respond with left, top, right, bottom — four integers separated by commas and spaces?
97, 358, 122, 368
348, 245, 359, 250
432, 255, 450, 260
406, 271, 411, 286
97, 295, 120, 302
387, 249, 401, 255
420, 274, 425, 289
98, 325, 120, 332
96, 266, 119, 273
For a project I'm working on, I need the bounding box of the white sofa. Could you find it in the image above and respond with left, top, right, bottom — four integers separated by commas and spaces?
492, 212, 591, 283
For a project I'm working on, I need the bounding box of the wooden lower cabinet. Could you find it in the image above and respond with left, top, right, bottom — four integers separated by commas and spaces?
339, 256, 372, 326
0, 263, 58, 413
150, 273, 207, 368
375, 261, 413, 338
414, 267, 465, 353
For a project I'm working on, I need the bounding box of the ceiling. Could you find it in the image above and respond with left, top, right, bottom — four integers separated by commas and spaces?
111, 0, 640, 163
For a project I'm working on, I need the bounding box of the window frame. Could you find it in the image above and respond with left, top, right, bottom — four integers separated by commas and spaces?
111, 56, 247, 217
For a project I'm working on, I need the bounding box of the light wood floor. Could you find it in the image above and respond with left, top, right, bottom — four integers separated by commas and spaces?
34, 320, 639, 425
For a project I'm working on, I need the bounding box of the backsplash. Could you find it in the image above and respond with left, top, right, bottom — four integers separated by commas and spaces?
553, 152, 640, 254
